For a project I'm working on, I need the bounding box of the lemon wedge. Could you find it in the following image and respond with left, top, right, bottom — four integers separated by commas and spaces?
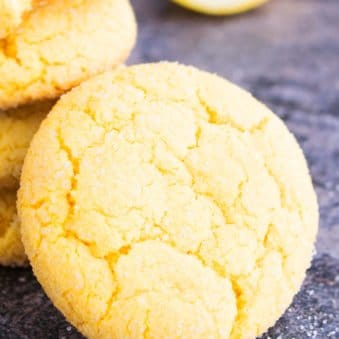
172, 0, 269, 15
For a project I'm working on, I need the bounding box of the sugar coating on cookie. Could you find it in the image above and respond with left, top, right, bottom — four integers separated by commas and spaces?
0, 100, 54, 189
0, 0, 32, 39
0, 0, 136, 109
19, 63, 318, 338
0, 188, 27, 266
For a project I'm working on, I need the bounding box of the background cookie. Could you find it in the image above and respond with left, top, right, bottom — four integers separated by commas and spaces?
0, 0, 136, 109
0, 0, 32, 39
0, 101, 54, 189
18, 63, 318, 338
0, 188, 26, 266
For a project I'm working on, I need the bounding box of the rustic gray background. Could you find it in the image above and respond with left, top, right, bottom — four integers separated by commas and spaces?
0, 0, 338, 338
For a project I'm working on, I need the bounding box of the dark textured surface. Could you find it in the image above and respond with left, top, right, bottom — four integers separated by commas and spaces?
0, 0, 338, 338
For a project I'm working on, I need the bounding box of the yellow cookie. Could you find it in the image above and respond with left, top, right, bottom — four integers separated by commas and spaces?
0, 100, 54, 189
0, 0, 136, 109
0, 188, 27, 266
0, 100, 52, 265
18, 63, 318, 339
0, 0, 32, 39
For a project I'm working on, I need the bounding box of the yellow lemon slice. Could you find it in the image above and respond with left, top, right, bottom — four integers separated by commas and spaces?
172, 0, 269, 15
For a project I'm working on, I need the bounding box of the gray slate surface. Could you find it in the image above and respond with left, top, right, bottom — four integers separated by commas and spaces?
0, 0, 338, 338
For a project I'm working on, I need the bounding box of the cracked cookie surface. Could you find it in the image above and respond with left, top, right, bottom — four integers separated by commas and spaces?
0, 0, 136, 109
0, 0, 32, 39
18, 62, 318, 338
0, 188, 27, 266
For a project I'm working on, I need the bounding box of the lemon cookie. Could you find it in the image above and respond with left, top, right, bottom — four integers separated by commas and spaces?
18, 63, 318, 338
0, 100, 54, 189
0, 188, 26, 266
0, 0, 136, 109
172, 0, 269, 15
0, 100, 52, 265
0, 0, 32, 39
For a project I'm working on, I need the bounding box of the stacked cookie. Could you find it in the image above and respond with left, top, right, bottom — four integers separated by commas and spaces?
1, 2, 318, 339
0, 101, 54, 265
0, 0, 136, 266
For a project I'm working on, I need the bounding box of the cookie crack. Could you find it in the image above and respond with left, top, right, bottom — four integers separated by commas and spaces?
196, 89, 270, 133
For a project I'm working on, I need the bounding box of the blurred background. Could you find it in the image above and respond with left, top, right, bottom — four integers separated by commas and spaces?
1, 0, 338, 338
